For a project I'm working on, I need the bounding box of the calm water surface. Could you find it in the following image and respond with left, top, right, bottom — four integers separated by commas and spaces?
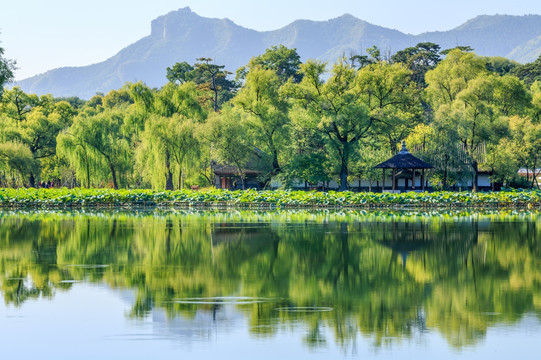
0, 210, 540, 359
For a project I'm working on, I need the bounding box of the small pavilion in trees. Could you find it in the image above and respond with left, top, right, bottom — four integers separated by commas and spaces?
375, 142, 433, 192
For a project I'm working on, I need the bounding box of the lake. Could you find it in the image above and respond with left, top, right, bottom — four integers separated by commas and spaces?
0, 210, 539, 359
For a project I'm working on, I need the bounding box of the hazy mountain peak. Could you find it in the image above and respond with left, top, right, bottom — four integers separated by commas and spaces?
16, 10, 541, 99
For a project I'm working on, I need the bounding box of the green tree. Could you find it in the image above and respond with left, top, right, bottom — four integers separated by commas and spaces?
357, 61, 422, 154
484, 56, 519, 76
511, 54, 541, 86
0, 141, 36, 186
203, 107, 253, 189
237, 45, 302, 84
425, 49, 488, 108
485, 138, 520, 189
234, 66, 288, 176
405, 123, 471, 189
129, 81, 205, 189
1, 90, 75, 186
424, 50, 530, 190
280, 107, 331, 188
0, 41, 16, 100
434, 75, 528, 190
349, 142, 390, 191
193, 58, 237, 112
56, 131, 93, 188
152, 82, 206, 120
102, 88, 134, 109
0, 87, 40, 122
285, 59, 372, 191
391, 42, 441, 87
166, 61, 194, 84
529, 81, 541, 122
507, 115, 541, 188
57, 109, 132, 189
136, 114, 199, 190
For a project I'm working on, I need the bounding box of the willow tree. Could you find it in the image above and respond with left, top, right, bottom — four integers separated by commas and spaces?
425, 50, 532, 190
425, 49, 488, 108
136, 114, 199, 190
57, 109, 132, 189
132, 82, 205, 190
285, 59, 372, 191
56, 131, 93, 188
234, 66, 289, 175
441, 75, 530, 190
506, 115, 541, 188
203, 107, 253, 189
153, 82, 206, 120
0, 141, 36, 186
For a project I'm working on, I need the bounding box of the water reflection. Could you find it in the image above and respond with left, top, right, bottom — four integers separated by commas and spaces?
0, 210, 540, 350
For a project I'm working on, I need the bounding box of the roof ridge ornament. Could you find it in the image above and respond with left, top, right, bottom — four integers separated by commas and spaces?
398, 141, 409, 154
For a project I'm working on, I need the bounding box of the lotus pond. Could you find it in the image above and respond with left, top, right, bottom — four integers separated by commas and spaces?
0, 209, 540, 359
0, 187, 540, 208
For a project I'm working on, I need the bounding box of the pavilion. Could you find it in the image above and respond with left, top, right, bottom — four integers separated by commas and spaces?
375, 141, 433, 192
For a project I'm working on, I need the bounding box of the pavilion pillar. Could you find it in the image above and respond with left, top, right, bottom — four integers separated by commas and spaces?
421, 169, 425, 191
392, 169, 396, 191
382, 169, 385, 192
412, 168, 416, 190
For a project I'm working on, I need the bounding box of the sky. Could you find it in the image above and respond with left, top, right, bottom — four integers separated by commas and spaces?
1, 0, 541, 80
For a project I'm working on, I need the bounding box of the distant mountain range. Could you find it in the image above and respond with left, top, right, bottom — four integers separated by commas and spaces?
16, 7, 541, 99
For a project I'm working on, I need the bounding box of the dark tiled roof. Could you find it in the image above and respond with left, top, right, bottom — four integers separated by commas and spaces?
375, 142, 433, 169
213, 166, 261, 176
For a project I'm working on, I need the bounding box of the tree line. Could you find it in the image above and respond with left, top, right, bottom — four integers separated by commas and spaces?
1, 42, 540, 191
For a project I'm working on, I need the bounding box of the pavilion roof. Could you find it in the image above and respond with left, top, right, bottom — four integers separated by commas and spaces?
374, 142, 433, 169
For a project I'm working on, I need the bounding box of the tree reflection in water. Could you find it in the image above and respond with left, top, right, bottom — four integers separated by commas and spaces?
0, 210, 539, 349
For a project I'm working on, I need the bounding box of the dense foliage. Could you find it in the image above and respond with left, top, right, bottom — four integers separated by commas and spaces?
1, 43, 540, 191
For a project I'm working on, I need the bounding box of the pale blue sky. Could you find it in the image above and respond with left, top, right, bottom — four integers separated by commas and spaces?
1, 0, 540, 80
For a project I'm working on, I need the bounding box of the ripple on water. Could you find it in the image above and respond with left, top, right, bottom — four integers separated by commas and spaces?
167, 296, 281, 305
274, 307, 334, 313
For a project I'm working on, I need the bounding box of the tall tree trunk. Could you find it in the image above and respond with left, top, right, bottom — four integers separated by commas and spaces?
472, 160, 479, 192
531, 159, 538, 188
339, 165, 348, 191
443, 166, 448, 190
213, 88, 218, 112
339, 142, 350, 191
272, 148, 280, 175
86, 162, 91, 188
165, 150, 174, 190
29, 173, 36, 188
110, 165, 118, 189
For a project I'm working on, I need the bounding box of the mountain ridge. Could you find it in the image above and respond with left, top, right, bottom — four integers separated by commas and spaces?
16, 8, 541, 99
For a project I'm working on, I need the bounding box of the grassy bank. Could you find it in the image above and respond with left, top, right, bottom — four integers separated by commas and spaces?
0, 188, 540, 209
